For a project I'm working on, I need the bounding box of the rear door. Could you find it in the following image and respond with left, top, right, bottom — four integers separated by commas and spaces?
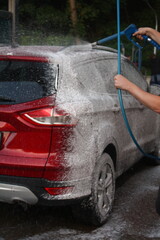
121, 59, 157, 159
93, 57, 136, 166
94, 56, 157, 171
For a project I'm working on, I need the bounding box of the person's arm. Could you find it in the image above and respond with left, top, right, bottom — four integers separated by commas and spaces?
133, 27, 160, 45
114, 74, 160, 114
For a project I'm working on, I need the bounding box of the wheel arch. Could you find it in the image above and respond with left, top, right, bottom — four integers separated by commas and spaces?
103, 143, 117, 171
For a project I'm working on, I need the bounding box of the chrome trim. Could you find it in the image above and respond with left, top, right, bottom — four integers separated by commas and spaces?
0, 183, 38, 204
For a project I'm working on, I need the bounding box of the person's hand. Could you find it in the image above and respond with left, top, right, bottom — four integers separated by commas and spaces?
132, 27, 153, 40
114, 74, 132, 91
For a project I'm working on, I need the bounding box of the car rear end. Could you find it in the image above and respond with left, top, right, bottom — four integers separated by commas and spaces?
0, 47, 77, 205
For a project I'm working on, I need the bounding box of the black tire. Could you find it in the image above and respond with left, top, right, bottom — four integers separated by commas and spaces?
72, 153, 115, 226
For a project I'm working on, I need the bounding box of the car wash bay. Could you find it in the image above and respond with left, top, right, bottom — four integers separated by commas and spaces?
0, 158, 160, 240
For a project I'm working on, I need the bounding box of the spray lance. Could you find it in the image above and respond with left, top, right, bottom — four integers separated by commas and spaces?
92, 0, 160, 161
95, 23, 160, 50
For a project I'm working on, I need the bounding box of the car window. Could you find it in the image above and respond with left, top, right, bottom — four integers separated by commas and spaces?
94, 58, 118, 94
0, 60, 58, 104
75, 61, 106, 93
74, 57, 145, 95
121, 60, 147, 91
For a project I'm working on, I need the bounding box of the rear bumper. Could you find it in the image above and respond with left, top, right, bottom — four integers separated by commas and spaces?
0, 183, 38, 204
0, 175, 91, 206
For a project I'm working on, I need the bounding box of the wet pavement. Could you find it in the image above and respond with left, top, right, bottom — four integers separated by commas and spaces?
0, 158, 160, 240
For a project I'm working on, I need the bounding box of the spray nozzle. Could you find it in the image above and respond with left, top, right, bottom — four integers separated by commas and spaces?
123, 24, 142, 49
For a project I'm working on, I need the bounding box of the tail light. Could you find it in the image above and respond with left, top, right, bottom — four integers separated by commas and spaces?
44, 186, 73, 195
21, 107, 77, 127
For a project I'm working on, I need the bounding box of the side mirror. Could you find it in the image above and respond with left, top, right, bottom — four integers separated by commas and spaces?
0, 10, 12, 46
149, 84, 160, 96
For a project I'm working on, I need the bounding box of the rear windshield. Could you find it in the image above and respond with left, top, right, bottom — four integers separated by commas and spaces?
0, 60, 58, 104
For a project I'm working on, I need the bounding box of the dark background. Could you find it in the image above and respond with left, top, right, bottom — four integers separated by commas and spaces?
0, 0, 160, 72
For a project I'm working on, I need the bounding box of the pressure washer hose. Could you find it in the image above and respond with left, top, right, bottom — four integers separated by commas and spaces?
116, 0, 160, 161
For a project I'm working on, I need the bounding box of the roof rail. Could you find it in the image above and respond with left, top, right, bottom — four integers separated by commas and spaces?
92, 44, 118, 53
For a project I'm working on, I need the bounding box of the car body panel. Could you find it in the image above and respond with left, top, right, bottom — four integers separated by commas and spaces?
0, 44, 158, 205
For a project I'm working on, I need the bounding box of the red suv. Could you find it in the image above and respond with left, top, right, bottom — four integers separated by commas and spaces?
0, 46, 76, 202
0, 45, 159, 226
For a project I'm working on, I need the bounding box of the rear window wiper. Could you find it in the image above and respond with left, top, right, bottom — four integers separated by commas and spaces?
0, 96, 16, 102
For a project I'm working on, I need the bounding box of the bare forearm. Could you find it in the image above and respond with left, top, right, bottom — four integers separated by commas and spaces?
114, 74, 160, 113
127, 82, 160, 113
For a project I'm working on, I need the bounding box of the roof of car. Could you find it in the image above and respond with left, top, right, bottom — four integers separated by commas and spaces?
0, 45, 65, 57
0, 44, 119, 58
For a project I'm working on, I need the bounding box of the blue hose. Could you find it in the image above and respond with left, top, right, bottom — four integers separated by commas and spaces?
116, 0, 160, 161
